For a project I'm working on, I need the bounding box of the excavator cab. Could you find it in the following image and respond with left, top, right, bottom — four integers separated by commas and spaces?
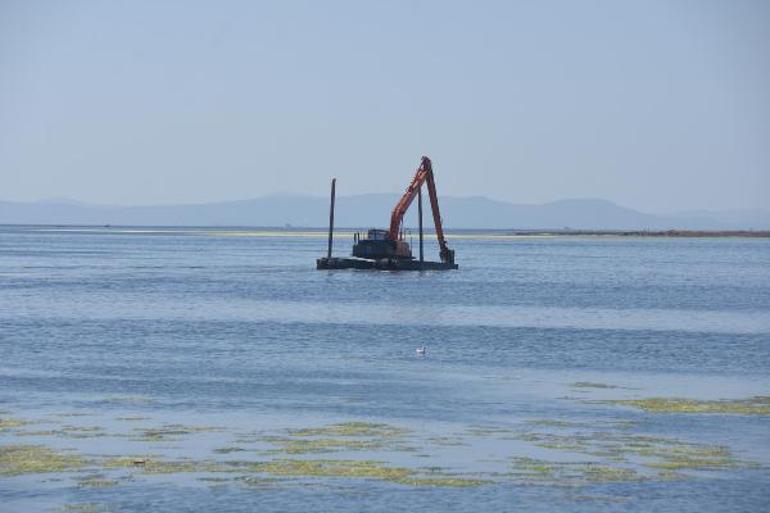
352, 229, 413, 260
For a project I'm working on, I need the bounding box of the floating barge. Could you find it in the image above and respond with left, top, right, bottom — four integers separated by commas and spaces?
317, 256, 458, 271
316, 156, 458, 271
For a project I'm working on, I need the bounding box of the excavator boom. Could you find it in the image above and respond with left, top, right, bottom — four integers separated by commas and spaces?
387, 156, 454, 264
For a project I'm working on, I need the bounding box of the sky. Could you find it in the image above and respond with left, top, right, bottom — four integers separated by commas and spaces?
1, 0, 768, 213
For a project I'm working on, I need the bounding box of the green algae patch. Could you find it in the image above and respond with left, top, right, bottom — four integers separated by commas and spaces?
507, 422, 757, 486
510, 457, 555, 477
655, 469, 688, 481
14, 429, 60, 437
103, 456, 221, 474
213, 446, 247, 454
642, 444, 740, 471
246, 458, 412, 481
77, 475, 119, 488
571, 382, 620, 389
14, 426, 109, 440
513, 428, 747, 472
517, 431, 586, 452
647, 457, 734, 471
13, 425, 109, 440
235, 475, 287, 489
270, 422, 414, 455
60, 503, 112, 513
263, 436, 387, 454
393, 476, 488, 487
133, 424, 223, 441
510, 457, 642, 485
60, 425, 108, 439
0, 445, 87, 476
0, 417, 29, 430
581, 464, 640, 482
604, 396, 770, 415
426, 435, 468, 447
467, 425, 517, 437
289, 422, 407, 438
239, 458, 489, 488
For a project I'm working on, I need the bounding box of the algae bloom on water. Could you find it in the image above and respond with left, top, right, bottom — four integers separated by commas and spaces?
570, 382, 621, 389
263, 436, 386, 454
606, 396, 770, 415
0, 417, 29, 430
510, 457, 643, 485
247, 458, 412, 481
103, 456, 222, 474
289, 422, 407, 438
77, 475, 119, 488
242, 459, 487, 488
0, 445, 87, 476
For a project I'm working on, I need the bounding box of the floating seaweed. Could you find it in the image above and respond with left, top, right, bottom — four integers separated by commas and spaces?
77, 475, 119, 488
0, 417, 29, 430
235, 458, 487, 487
510, 457, 642, 485
60, 503, 112, 512
0, 445, 87, 476
289, 422, 407, 438
570, 382, 621, 389
213, 446, 247, 454
263, 436, 388, 454
103, 456, 222, 474
603, 396, 770, 415
132, 424, 222, 442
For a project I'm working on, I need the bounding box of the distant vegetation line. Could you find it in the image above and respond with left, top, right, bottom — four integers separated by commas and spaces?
504, 229, 770, 238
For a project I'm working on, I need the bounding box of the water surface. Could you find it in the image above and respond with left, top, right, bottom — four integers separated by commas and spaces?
1, 227, 768, 512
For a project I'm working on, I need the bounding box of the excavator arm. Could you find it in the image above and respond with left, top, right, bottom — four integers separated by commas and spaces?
387, 156, 454, 264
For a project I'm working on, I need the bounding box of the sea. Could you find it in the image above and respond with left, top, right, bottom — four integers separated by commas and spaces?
1, 226, 768, 512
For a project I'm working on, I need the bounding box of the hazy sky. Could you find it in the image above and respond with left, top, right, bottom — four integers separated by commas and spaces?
1, 0, 768, 212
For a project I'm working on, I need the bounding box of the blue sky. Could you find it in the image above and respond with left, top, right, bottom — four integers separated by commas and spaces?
1, 0, 768, 212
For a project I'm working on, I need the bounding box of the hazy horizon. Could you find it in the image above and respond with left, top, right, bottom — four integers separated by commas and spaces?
4, 192, 770, 218
4, 193, 769, 230
2, 0, 768, 212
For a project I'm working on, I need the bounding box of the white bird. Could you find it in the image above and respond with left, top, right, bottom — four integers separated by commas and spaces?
416, 346, 426, 356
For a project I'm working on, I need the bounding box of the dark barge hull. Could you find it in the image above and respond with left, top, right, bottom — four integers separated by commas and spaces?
316, 257, 458, 271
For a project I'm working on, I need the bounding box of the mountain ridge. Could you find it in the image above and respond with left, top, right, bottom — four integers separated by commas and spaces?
1, 195, 768, 230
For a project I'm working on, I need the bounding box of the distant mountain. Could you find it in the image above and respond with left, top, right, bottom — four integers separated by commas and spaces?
0, 195, 767, 230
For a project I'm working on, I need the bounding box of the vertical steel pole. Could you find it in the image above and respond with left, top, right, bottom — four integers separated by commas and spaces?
327, 178, 336, 259
418, 185, 424, 265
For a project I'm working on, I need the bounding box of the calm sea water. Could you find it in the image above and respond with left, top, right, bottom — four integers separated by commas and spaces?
1, 226, 768, 512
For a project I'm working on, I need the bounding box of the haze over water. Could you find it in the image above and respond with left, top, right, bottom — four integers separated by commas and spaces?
1, 226, 768, 512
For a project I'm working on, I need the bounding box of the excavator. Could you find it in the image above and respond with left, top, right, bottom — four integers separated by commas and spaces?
351, 156, 455, 266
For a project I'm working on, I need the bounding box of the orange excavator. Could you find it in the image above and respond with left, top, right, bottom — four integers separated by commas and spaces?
352, 156, 455, 265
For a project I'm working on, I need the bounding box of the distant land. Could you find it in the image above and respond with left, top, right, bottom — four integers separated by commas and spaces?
1, 195, 768, 231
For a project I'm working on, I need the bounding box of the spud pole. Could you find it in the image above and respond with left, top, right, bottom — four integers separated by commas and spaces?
327, 178, 336, 259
